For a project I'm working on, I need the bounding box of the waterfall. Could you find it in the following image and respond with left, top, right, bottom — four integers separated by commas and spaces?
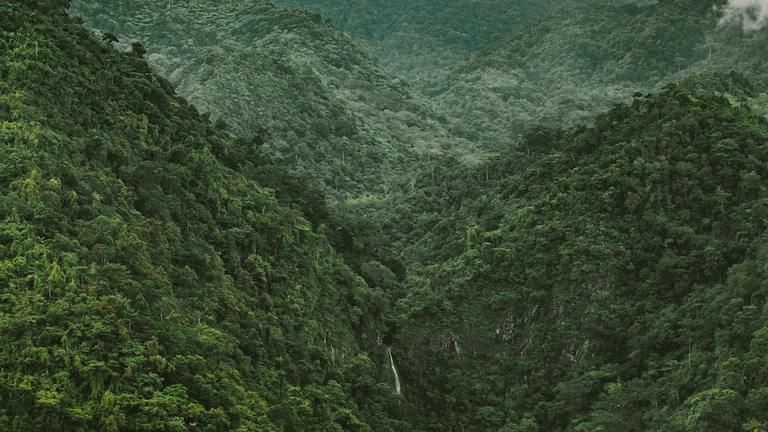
387, 348, 401, 395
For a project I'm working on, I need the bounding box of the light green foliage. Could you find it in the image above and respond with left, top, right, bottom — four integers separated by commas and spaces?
0, 2, 405, 430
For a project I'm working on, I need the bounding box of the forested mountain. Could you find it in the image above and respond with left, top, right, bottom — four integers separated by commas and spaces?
273, 0, 768, 151
0, 1, 409, 430
70, 0, 473, 198
385, 73, 768, 431
4, 0, 768, 431
271, 0, 580, 78
427, 0, 768, 147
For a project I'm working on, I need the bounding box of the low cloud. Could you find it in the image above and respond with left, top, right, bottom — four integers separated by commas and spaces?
719, 0, 768, 31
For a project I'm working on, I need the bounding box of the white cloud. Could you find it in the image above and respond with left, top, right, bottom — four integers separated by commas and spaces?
719, 0, 768, 31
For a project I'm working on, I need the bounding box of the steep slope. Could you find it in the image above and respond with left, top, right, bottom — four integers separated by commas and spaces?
271, 0, 580, 79
69, 0, 472, 198
386, 73, 768, 431
427, 0, 768, 147
0, 1, 411, 430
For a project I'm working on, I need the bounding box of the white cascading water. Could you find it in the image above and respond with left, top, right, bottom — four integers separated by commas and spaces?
387, 348, 401, 395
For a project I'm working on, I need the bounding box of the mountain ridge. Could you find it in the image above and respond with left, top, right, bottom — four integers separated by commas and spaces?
70, 0, 475, 198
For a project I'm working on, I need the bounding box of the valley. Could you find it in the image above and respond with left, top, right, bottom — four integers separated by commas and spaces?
2, 0, 768, 430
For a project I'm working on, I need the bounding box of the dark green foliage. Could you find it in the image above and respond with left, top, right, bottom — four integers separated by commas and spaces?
129, 42, 146, 57
5, 0, 768, 430
381, 73, 768, 431
0, 2, 406, 430
101, 32, 118, 44
28, 0, 70, 13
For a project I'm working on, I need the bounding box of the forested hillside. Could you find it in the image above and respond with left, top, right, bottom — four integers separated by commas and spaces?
427, 0, 768, 147
271, 0, 579, 78
4, 0, 768, 431
384, 73, 768, 431
70, 0, 474, 198
0, 1, 409, 430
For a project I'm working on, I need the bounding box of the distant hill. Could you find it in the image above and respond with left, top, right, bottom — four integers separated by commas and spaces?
272, 0, 580, 78
70, 0, 473, 198
426, 0, 768, 147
